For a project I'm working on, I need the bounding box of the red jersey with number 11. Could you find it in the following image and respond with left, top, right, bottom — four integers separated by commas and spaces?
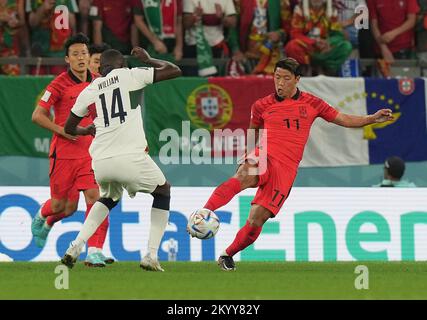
250, 89, 339, 170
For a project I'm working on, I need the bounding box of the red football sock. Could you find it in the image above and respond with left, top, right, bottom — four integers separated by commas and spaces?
46, 212, 67, 227
41, 199, 56, 217
96, 216, 109, 249
225, 221, 262, 257
204, 178, 241, 211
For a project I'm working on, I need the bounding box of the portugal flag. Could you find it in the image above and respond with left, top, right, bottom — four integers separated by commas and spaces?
143, 76, 275, 158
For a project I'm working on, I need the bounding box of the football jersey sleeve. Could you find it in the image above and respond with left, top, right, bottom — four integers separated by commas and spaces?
250, 100, 264, 127
313, 97, 339, 122
129, 67, 155, 90
71, 88, 94, 118
38, 85, 61, 111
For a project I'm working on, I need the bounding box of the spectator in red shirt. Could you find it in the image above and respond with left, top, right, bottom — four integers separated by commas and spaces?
90, 0, 139, 54
367, 0, 420, 76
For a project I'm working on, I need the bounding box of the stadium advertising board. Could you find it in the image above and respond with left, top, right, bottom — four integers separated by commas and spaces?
1, 187, 426, 262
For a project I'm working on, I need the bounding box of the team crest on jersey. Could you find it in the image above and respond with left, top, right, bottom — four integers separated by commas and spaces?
186, 84, 233, 130
398, 79, 415, 95
299, 105, 307, 119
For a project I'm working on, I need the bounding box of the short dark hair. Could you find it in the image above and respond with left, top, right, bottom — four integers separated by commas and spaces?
100, 49, 125, 76
64, 33, 90, 56
89, 43, 111, 56
274, 58, 302, 77
385, 156, 405, 179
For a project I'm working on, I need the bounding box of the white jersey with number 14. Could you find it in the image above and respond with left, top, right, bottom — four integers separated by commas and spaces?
71, 67, 154, 161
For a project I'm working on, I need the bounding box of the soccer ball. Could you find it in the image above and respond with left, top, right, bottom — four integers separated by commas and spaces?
187, 209, 220, 240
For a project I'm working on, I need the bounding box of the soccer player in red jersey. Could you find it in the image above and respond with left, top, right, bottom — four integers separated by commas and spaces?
200, 58, 394, 271
31, 33, 112, 267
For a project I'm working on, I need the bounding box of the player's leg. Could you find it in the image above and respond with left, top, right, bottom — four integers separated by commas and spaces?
218, 205, 272, 271
82, 187, 111, 267
32, 198, 69, 247
76, 157, 114, 266
31, 158, 73, 241
204, 161, 259, 211
132, 154, 170, 271
140, 182, 171, 272
218, 161, 294, 271
62, 158, 122, 268
62, 196, 120, 268
45, 199, 79, 226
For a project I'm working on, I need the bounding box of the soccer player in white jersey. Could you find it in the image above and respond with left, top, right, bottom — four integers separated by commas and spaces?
60, 47, 182, 271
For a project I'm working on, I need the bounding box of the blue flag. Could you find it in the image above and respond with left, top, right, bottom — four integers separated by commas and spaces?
366, 78, 427, 164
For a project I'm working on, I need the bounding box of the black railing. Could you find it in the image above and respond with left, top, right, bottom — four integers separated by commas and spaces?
0, 57, 425, 77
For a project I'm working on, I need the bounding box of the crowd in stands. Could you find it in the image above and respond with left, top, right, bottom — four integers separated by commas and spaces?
0, 0, 426, 77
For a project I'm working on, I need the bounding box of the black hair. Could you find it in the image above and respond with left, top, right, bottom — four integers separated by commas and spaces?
89, 43, 111, 56
274, 58, 302, 77
64, 33, 90, 56
384, 156, 406, 180
100, 49, 125, 76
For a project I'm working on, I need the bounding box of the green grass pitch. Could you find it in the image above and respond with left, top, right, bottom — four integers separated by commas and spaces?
1, 261, 427, 299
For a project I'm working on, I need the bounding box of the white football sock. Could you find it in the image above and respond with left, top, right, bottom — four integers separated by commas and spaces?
148, 207, 169, 260
87, 247, 98, 255
74, 201, 110, 248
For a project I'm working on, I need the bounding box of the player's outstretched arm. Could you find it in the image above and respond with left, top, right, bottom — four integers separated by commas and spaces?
131, 46, 182, 82
32, 106, 77, 140
64, 112, 95, 137
332, 109, 394, 128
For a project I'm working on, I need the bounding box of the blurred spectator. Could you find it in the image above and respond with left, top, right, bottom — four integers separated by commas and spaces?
367, 0, 419, 77
285, 0, 352, 76
183, 0, 237, 76
229, 0, 294, 75
416, 0, 427, 66
0, 0, 25, 75
77, 0, 91, 35
27, 0, 78, 75
90, 0, 137, 54
335, 0, 366, 53
88, 42, 109, 75
133, 0, 183, 62
373, 156, 416, 187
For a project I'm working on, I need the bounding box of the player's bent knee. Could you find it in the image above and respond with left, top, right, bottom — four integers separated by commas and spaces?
98, 197, 119, 210
236, 164, 258, 188
152, 193, 170, 211
51, 200, 66, 213
153, 182, 171, 197
83, 189, 100, 204
238, 174, 258, 189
